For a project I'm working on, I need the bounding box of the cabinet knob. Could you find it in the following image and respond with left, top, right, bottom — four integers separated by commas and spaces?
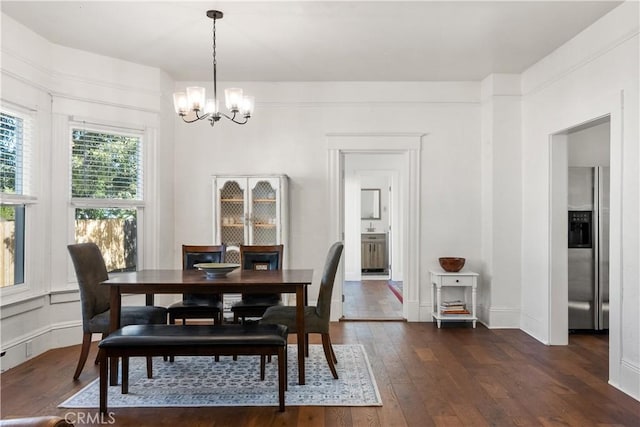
455, 279, 459, 283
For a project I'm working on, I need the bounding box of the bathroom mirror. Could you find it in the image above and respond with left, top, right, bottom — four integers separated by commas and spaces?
361, 189, 381, 219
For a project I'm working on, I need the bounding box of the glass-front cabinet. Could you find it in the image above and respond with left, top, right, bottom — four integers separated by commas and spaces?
213, 175, 289, 265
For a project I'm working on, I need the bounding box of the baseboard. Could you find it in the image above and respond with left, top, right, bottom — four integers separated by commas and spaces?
416, 302, 432, 322
613, 358, 640, 401
484, 306, 521, 329
519, 311, 551, 344
0, 321, 83, 372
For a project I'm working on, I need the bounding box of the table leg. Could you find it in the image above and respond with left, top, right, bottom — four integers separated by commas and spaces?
296, 285, 305, 385
436, 285, 442, 328
471, 285, 477, 329
109, 287, 121, 385
303, 284, 309, 357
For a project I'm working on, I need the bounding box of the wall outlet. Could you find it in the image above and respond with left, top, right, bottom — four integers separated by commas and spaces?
25, 340, 32, 357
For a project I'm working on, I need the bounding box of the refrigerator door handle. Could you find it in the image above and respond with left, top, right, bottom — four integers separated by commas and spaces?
594, 167, 601, 330
596, 166, 609, 330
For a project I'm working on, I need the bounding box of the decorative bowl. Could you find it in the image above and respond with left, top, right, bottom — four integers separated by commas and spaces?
438, 257, 465, 272
194, 263, 240, 279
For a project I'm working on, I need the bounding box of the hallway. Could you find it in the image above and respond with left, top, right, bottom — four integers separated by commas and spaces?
342, 279, 403, 320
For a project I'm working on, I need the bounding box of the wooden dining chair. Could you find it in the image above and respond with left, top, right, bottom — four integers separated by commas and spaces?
230, 244, 284, 323
167, 245, 227, 325
67, 242, 167, 380
261, 242, 343, 378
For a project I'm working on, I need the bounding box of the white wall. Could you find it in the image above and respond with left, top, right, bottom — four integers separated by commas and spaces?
0, 14, 174, 371
567, 120, 611, 167
480, 73, 523, 328
172, 82, 483, 312
520, 1, 639, 399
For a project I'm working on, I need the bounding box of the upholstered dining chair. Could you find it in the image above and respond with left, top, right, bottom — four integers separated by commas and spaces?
67, 242, 167, 380
230, 244, 284, 323
260, 241, 343, 379
167, 244, 226, 325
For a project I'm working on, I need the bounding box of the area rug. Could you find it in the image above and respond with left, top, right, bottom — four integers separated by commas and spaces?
388, 281, 403, 303
60, 344, 381, 408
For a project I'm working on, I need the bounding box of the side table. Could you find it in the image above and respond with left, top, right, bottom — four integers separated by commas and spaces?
430, 270, 478, 328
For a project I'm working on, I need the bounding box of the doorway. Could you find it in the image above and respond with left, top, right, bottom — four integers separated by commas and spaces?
566, 117, 610, 334
327, 133, 423, 322
344, 161, 401, 319
550, 114, 617, 345
550, 116, 613, 385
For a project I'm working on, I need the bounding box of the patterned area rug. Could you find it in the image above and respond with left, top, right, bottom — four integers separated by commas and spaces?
60, 344, 381, 408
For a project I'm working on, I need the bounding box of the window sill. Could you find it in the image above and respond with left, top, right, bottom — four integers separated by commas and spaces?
1, 284, 35, 305
0, 288, 81, 319
0, 292, 47, 319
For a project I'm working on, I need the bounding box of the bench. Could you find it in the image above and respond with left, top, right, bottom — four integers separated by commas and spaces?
98, 323, 288, 413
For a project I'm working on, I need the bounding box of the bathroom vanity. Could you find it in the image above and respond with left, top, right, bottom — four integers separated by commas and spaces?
361, 233, 387, 274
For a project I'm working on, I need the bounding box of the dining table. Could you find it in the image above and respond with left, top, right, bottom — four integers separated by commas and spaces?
101, 268, 314, 385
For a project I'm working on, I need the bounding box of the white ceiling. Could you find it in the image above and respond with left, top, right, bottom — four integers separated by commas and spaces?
1, 1, 623, 82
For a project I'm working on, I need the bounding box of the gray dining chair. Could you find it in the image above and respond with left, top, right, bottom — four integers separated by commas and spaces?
261, 241, 343, 378
67, 242, 167, 380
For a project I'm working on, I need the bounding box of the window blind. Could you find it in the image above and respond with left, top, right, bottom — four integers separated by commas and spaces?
1, 110, 33, 197
70, 128, 143, 201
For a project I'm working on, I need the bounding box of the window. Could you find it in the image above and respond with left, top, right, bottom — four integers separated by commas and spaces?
1, 109, 32, 288
70, 126, 144, 272
0, 205, 25, 287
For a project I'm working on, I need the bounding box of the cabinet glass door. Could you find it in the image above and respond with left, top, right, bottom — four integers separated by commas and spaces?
219, 180, 245, 264
250, 180, 278, 245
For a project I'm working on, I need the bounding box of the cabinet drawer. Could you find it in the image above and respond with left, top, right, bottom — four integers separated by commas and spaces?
441, 275, 474, 287
362, 234, 385, 242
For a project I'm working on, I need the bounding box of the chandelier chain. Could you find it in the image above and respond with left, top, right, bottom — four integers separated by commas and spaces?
212, 15, 218, 109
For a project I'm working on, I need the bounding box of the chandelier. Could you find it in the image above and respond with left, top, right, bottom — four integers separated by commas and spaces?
172, 10, 254, 127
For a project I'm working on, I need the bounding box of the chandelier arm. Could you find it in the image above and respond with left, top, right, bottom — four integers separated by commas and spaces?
181, 111, 210, 124
220, 112, 249, 125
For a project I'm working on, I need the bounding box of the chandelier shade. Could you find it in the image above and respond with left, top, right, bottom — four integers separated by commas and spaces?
173, 10, 253, 127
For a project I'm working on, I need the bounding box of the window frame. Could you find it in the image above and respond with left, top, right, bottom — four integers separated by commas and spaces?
1, 104, 37, 294
68, 121, 146, 273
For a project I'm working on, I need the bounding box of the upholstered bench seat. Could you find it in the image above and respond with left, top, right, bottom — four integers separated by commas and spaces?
98, 324, 288, 413
99, 324, 287, 347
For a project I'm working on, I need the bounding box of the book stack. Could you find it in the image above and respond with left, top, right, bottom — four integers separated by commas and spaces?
440, 300, 470, 315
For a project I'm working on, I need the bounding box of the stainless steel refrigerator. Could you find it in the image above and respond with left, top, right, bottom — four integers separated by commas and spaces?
568, 166, 609, 331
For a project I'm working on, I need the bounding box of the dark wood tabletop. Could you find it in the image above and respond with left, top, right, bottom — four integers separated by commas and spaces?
103, 268, 314, 293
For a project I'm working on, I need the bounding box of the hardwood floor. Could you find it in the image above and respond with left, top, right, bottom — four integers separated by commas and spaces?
343, 280, 403, 319
2, 323, 638, 426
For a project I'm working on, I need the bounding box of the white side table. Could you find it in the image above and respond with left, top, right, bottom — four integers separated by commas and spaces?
430, 270, 478, 328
